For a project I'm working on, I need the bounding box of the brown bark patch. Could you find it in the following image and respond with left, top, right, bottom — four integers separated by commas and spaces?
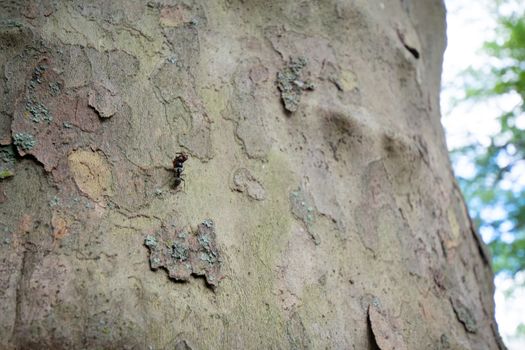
18, 214, 33, 234
11, 58, 101, 171
51, 212, 69, 241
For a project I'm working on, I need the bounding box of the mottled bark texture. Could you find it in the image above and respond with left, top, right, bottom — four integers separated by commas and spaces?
0, 1, 504, 349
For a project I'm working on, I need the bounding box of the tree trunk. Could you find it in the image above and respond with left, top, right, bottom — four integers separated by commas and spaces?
0, 0, 505, 349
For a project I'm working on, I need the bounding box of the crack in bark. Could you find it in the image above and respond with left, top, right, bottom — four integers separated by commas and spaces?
9, 241, 37, 345
453, 181, 491, 266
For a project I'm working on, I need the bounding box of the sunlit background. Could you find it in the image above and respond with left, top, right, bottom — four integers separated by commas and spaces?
442, 1, 525, 349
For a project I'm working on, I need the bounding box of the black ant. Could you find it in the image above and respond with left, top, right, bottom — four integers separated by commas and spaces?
173, 152, 188, 189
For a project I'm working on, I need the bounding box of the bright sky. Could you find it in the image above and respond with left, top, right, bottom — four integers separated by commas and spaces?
441, 1, 525, 349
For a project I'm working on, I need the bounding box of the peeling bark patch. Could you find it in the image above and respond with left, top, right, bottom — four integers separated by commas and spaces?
95, 49, 140, 88
276, 57, 314, 113
150, 26, 213, 161
289, 187, 319, 244
151, 60, 191, 103
178, 111, 213, 161
68, 150, 113, 202
277, 223, 322, 311
450, 298, 478, 333
11, 57, 102, 171
353, 205, 380, 253
163, 26, 200, 72
88, 83, 121, 118
232, 168, 266, 200
368, 303, 407, 350
159, 4, 194, 27
320, 61, 358, 93
228, 59, 272, 159
144, 219, 222, 289
354, 161, 398, 253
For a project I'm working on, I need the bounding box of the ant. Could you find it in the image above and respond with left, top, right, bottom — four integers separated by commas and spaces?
173, 152, 188, 189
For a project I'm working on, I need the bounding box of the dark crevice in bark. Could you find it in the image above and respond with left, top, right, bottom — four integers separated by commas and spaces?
396, 29, 420, 59
367, 311, 381, 350
402, 43, 420, 59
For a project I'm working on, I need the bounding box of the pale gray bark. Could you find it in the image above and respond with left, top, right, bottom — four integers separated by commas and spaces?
0, 0, 504, 349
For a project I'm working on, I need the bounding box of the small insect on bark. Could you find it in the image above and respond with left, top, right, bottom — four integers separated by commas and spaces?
173, 152, 188, 189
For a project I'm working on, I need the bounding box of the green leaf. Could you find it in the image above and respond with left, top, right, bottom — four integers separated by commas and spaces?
453, 2, 525, 276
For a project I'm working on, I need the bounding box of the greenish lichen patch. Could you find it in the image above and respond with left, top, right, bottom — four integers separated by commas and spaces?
13, 132, 36, 151
49, 195, 60, 207
167, 55, 178, 64
29, 64, 47, 90
25, 99, 53, 124
172, 242, 189, 261
144, 235, 157, 248
49, 81, 62, 96
276, 57, 314, 113
0, 19, 23, 29
0, 170, 13, 179
0, 146, 16, 179
144, 219, 222, 289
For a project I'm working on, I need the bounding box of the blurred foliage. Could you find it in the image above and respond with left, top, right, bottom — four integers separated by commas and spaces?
517, 323, 525, 337
453, 1, 525, 275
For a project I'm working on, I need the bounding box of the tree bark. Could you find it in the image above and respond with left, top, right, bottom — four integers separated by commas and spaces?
0, 0, 505, 349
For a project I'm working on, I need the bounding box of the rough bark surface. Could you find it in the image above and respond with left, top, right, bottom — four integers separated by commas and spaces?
0, 0, 504, 349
